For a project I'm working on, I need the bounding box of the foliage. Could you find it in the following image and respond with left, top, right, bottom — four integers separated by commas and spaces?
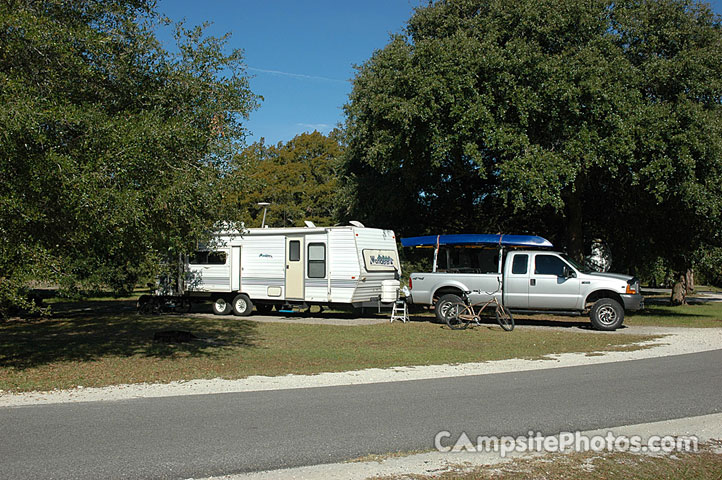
0, 0, 259, 314
342, 0, 722, 284
228, 130, 344, 228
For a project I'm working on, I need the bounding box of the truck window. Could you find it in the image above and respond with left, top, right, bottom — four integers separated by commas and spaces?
307, 243, 326, 278
511, 254, 528, 274
439, 247, 498, 274
534, 255, 567, 276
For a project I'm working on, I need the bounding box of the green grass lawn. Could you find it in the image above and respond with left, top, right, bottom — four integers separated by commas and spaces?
0, 298, 658, 392
625, 302, 722, 328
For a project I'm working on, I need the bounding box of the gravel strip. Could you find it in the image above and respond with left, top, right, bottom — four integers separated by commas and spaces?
211, 412, 722, 480
1, 326, 721, 407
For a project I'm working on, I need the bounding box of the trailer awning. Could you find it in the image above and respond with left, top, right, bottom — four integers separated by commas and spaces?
400, 234, 553, 248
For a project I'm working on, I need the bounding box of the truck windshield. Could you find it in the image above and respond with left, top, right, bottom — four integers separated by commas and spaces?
560, 254, 594, 273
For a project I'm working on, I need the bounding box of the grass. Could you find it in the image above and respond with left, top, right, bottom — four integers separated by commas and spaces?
372, 443, 722, 479
0, 298, 658, 393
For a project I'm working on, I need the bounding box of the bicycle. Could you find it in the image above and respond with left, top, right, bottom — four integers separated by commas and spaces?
444, 289, 514, 331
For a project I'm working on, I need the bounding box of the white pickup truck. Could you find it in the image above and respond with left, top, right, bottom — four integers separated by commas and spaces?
401, 234, 644, 331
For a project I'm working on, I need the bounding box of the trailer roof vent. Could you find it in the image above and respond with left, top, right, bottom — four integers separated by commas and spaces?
304, 221, 316, 228
349, 220, 365, 228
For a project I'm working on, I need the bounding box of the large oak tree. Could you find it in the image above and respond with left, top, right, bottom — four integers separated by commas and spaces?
0, 0, 259, 314
342, 0, 722, 303
229, 131, 343, 228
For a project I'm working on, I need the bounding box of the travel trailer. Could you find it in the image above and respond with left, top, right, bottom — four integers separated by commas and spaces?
182, 223, 401, 315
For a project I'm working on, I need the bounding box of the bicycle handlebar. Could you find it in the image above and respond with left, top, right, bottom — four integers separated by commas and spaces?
463, 276, 503, 297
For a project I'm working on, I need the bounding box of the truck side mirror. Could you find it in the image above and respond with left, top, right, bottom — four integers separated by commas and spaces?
563, 266, 576, 279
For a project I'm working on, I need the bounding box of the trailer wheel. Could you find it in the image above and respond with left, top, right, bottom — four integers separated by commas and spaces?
212, 297, 232, 315
232, 294, 253, 316
175, 297, 192, 314
435, 294, 463, 323
590, 298, 624, 331
137, 295, 151, 313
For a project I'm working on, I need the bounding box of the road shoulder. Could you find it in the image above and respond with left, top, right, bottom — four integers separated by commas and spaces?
1, 326, 721, 407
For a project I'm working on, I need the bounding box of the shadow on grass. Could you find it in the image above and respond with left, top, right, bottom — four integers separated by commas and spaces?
407, 313, 593, 330
0, 299, 258, 370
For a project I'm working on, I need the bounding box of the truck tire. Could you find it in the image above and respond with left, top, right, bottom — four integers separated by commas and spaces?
435, 294, 463, 323
232, 293, 253, 316
212, 297, 232, 315
590, 298, 624, 331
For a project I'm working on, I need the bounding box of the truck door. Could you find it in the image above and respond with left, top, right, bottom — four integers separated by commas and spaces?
529, 253, 581, 309
504, 252, 530, 308
285, 236, 304, 300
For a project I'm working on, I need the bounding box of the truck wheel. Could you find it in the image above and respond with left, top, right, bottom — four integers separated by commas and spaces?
212, 297, 232, 315
590, 298, 624, 331
232, 293, 253, 316
435, 294, 463, 323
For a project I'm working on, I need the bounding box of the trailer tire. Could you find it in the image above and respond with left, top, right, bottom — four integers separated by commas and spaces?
137, 295, 151, 313
232, 294, 253, 316
175, 297, 192, 314
590, 298, 624, 331
435, 294, 463, 323
212, 297, 232, 315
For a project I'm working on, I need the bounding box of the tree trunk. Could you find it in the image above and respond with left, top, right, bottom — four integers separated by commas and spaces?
565, 175, 584, 262
685, 269, 694, 295
670, 272, 688, 306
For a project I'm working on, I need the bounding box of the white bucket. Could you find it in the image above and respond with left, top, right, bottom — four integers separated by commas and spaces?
381, 279, 400, 303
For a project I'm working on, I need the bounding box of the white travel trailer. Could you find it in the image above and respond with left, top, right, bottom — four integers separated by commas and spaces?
184, 223, 401, 315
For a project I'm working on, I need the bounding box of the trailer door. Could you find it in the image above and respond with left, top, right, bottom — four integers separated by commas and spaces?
231, 246, 241, 292
285, 236, 304, 300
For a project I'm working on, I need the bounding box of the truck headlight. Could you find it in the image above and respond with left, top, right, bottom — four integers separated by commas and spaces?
626, 278, 639, 295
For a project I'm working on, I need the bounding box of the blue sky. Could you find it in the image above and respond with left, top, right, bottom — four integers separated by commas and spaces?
157, 0, 722, 146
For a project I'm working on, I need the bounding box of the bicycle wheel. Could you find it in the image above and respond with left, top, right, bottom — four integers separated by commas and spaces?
495, 304, 514, 331
445, 303, 473, 330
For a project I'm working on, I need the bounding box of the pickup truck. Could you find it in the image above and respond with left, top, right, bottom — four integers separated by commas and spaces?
402, 235, 644, 331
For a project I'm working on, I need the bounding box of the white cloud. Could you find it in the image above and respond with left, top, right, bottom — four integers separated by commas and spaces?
297, 123, 331, 130
248, 67, 347, 83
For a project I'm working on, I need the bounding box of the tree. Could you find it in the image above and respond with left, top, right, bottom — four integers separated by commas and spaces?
342, 0, 722, 303
228, 131, 344, 228
0, 0, 259, 315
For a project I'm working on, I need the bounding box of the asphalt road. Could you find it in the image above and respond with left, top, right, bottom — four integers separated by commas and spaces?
2, 350, 722, 480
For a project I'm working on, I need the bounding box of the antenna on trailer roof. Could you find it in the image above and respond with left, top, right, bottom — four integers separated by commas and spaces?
349, 220, 365, 228
257, 202, 270, 228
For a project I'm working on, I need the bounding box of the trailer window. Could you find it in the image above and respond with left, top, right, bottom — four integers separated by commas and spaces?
189, 251, 227, 265
207, 252, 227, 265
307, 243, 326, 278
289, 241, 301, 262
